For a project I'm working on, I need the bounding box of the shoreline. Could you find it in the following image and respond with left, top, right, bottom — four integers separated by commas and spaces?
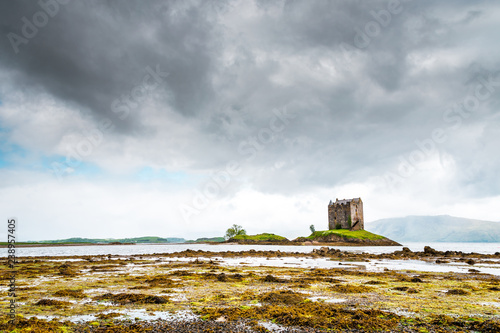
1, 248, 498, 332
2, 240, 403, 248
0, 242, 137, 248
4, 243, 500, 277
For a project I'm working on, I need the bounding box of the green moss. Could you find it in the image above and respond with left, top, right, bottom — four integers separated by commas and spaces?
231, 233, 288, 241
307, 229, 385, 240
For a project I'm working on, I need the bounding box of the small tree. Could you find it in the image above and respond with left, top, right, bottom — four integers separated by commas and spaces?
309, 224, 316, 234
347, 216, 352, 229
225, 224, 246, 240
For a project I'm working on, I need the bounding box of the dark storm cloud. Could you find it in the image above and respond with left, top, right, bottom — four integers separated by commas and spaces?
1, 0, 500, 197
0, 0, 221, 131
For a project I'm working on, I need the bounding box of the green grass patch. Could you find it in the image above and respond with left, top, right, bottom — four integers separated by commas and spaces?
307, 229, 385, 240
231, 233, 288, 241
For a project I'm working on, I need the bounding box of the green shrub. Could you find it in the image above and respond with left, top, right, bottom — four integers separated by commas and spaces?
225, 224, 246, 240
307, 230, 385, 241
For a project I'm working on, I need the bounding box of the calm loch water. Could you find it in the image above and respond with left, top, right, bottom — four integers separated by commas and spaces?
4, 242, 500, 276
5, 242, 500, 257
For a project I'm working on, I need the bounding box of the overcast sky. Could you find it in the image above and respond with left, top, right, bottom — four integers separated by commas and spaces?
1, 0, 499, 241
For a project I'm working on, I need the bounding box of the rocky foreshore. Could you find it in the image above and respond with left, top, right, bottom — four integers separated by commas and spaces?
311, 245, 500, 259
14, 245, 500, 263
2, 246, 499, 333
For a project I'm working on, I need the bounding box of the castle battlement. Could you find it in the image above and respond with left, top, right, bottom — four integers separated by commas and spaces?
328, 197, 364, 230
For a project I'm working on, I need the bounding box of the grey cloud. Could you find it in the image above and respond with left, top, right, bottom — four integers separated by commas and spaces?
1, 0, 500, 197
0, 0, 221, 131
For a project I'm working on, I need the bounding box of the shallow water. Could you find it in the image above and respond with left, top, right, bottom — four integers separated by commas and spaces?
31, 309, 198, 323
6, 242, 500, 258
167, 256, 500, 276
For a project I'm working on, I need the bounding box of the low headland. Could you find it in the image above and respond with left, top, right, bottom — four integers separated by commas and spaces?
6, 230, 400, 248
226, 230, 401, 246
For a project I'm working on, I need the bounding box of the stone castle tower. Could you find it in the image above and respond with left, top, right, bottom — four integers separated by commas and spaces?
328, 198, 364, 231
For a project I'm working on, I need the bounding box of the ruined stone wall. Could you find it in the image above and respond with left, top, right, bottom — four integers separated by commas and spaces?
349, 200, 364, 230
328, 198, 364, 231
328, 203, 351, 229
328, 205, 335, 230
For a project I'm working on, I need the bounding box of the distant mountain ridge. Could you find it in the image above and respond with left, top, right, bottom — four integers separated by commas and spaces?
28, 236, 229, 244
366, 215, 500, 243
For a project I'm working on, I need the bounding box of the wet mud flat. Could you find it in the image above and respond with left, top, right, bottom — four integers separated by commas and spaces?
1, 247, 499, 332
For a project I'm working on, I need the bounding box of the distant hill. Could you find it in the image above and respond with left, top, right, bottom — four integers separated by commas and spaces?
366, 215, 500, 242
185, 237, 225, 243
32, 236, 186, 244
